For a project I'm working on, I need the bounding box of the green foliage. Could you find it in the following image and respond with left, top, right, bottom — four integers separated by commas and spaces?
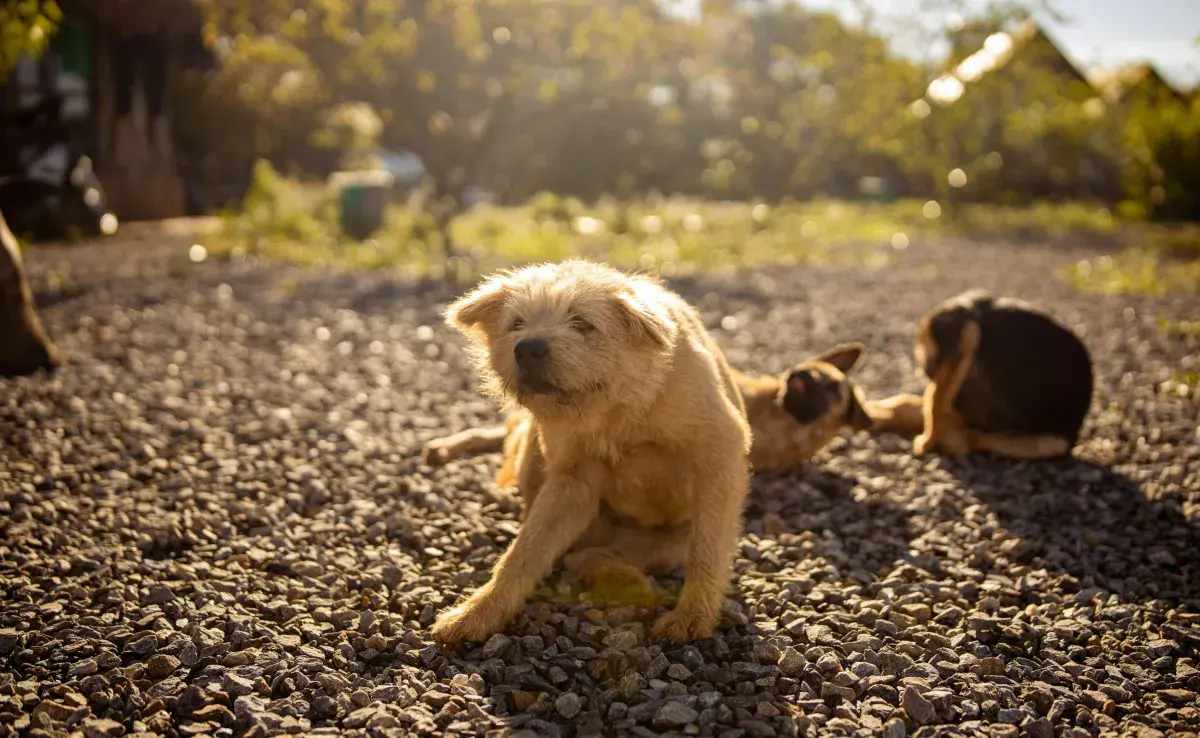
0, 0, 59, 79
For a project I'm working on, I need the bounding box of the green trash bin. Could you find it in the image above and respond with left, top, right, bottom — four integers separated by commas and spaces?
331, 170, 394, 241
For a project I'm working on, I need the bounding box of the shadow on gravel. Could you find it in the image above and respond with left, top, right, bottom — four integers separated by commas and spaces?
942, 456, 1200, 609
746, 466, 918, 578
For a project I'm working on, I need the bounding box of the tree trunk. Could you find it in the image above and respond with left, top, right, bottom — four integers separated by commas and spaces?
0, 210, 63, 376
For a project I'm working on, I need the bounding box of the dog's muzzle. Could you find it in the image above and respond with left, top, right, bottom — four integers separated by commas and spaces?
514, 338, 555, 393
781, 368, 834, 423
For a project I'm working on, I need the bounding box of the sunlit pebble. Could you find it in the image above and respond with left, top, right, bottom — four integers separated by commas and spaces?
316, 327, 331, 341
216, 284, 234, 300
923, 201, 942, 220
891, 233, 910, 250
751, 204, 770, 222
948, 168, 968, 188
424, 344, 440, 359
369, 340, 385, 355
99, 213, 118, 235
416, 325, 435, 341
338, 341, 353, 356
189, 244, 208, 263
720, 315, 740, 331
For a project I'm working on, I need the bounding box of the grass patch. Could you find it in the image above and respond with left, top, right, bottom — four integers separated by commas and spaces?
1159, 316, 1200, 337
205, 160, 1178, 280
1059, 224, 1200, 296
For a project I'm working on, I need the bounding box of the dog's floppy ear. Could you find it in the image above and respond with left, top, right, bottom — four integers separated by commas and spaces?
845, 388, 873, 431
812, 342, 866, 374
446, 277, 510, 333
613, 287, 675, 351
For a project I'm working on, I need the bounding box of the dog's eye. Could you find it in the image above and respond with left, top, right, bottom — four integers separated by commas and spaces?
570, 317, 595, 334
508, 318, 524, 333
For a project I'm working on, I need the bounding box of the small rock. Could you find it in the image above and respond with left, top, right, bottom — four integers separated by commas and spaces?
1024, 717, 1054, 738
146, 654, 180, 679
902, 687, 937, 726
482, 633, 512, 659
654, 701, 699, 727
882, 717, 906, 738
555, 692, 582, 719
82, 718, 125, 738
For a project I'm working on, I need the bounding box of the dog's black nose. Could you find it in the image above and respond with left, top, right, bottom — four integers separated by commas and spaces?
514, 338, 551, 371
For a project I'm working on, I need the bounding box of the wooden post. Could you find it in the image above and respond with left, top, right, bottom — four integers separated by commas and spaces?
0, 210, 63, 376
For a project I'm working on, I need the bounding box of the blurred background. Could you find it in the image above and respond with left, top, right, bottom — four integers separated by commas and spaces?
1, 0, 1198, 284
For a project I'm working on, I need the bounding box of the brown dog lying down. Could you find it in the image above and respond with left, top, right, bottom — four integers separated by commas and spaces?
867, 289, 1093, 459
423, 343, 873, 616
423, 342, 874, 477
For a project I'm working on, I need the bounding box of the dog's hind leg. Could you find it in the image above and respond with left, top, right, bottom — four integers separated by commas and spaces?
562, 522, 690, 608
652, 456, 748, 643
866, 393, 925, 434
969, 431, 1072, 460
916, 321, 980, 455
421, 425, 507, 466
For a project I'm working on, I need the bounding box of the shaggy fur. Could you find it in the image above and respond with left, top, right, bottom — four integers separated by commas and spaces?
429, 261, 752, 645
868, 289, 1094, 459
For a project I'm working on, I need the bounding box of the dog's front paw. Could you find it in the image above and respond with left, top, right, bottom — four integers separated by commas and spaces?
430, 596, 510, 644
421, 440, 452, 467
651, 605, 718, 644
913, 434, 935, 455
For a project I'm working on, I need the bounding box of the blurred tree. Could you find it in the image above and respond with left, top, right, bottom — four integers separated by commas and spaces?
201, 0, 701, 267
0, 0, 60, 77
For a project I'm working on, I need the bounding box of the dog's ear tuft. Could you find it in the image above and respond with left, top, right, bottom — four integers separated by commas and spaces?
446, 278, 510, 333
845, 388, 874, 431
812, 342, 866, 374
613, 289, 675, 351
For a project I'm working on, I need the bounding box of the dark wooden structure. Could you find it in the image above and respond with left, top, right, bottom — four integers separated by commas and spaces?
1, 0, 210, 221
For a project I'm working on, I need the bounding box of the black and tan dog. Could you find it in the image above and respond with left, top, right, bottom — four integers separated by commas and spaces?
422, 341, 875, 485
868, 289, 1093, 459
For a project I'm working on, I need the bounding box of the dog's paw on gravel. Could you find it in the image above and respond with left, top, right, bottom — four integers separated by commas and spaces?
651, 605, 718, 643
430, 597, 512, 644
420, 440, 452, 466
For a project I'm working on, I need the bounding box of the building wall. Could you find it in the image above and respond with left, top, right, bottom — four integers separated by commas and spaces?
92, 25, 188, 221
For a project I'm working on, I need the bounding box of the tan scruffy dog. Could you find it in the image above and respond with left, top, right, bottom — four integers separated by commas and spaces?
430, 260, 752, 645
424, 343, 873, 611
423, 342, 874, 476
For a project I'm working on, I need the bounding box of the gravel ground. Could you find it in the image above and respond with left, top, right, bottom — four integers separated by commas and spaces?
2, 229, 1199, 738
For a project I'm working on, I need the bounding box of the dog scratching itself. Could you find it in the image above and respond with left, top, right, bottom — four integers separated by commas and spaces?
423, 343, 873, 620
429, 260, 752, 645
869, 289, 1093, 460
